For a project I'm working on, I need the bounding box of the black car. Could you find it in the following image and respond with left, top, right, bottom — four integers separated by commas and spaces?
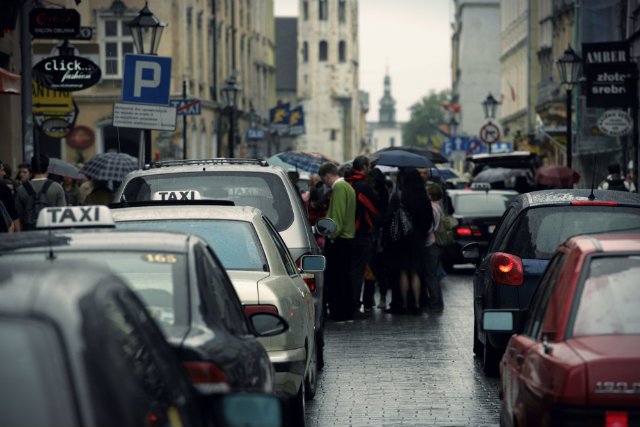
0, 260, 205, 427
463, 189, 640, 375
0, 206, 288, 397
440, 186, 518, 271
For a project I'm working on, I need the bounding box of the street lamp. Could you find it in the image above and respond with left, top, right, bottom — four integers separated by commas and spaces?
128, 2, 166, 166
448, 116, 459, 138
555, 46, 582, 169
221, 75, 241, 157
482, 93, 500, 154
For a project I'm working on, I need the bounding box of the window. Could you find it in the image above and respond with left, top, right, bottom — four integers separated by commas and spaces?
338, 40, 346, 62
319, 0, 328, 20
338, 0, 346, 22
302, 41, 308, 63
262, 217, 298, 276
99, 16, 134, 78
319, 40, 328, 61
303, 1, 308, 20
524, 252, 566, 339
330, 129, 337, 140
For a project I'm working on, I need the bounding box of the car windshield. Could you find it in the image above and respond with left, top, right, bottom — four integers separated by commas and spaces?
0, 252, 188, 336
453, 193, 516, 216
117, 220, 269, 272
121, 172, 294, 231
572, 255, 640, 337
504, 206, 640, 259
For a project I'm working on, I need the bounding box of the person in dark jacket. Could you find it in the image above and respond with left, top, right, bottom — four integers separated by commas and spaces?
346, 155, 381, 315
383, 167, 433, 315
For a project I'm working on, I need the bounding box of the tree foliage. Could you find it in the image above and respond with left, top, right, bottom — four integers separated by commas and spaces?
402, 89, 451, 148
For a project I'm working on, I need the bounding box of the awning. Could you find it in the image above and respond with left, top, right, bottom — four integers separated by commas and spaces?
0, 67, 20, 94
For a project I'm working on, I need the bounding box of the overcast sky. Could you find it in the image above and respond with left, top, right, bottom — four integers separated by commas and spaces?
274, 0, 453, 122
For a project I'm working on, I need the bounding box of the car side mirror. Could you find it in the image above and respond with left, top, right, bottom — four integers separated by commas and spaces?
212, 393, 283, 427
462, 242, 481, 263
300, 254, 325, 272
249, 312, 289, 337
314, 217, 336, 236
482, 310, 515, 333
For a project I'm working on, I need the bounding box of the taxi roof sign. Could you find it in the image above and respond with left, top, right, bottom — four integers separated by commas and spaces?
36, 206, 115, 229
152, 190, 202, 201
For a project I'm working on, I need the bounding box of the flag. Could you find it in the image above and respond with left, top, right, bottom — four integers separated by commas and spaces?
507, 81, 516, 102
289, 105, 306, 136
270, 102, 290, 136
441, 103, 461, 113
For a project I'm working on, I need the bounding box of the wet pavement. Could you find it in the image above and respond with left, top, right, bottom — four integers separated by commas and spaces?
306, 267, 501, 427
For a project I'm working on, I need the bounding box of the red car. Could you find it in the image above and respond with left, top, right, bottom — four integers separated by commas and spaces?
483, 232, 640, 427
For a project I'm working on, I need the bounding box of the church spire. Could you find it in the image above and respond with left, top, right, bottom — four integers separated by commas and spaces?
379, 71, 396, 126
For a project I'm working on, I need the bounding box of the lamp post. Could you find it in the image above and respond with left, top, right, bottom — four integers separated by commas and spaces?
555, 46, 582, 169
128, 2, 166, 166
221, 75, 241, 158
448, 116, 459, 139
482, 93, 499, 154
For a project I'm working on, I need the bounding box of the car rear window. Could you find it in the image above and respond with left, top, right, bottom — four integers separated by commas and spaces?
572, 255, 640, 337
453, 193, 516, 216
121, 172, 294, 231
117, 219, 269, 272
0, 319, 75, 427
503, 206, 640, 259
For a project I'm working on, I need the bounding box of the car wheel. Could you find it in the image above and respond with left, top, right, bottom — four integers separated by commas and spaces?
316, 330, 325, 371
482, 334, 501, 377
305, 342, 318, 401
285, 382, 306, 427
473, 318, 484, 356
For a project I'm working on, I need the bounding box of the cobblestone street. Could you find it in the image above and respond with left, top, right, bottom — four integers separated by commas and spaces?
306, 267, 501, 427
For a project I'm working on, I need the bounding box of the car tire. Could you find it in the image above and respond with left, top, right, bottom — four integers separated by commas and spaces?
482, 334, 501, 377
473, 318, 484, 356
305, 342, 318, 401
285, 382, 306, 427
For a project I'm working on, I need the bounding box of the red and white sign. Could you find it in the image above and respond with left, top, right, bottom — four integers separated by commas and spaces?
479, 122, 500, 144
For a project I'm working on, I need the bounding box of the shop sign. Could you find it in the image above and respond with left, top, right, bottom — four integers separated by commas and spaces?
583, 41, 637, 108
29, 8, 80, 39
32, 55, 101, 92
66, 125, 95, 150
597, 110, 633, 137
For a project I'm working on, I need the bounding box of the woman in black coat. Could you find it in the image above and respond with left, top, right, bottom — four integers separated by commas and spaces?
384, 167, 433, 314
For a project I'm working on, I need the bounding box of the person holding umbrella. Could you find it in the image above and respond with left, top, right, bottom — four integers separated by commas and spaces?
81, 152, 138, 205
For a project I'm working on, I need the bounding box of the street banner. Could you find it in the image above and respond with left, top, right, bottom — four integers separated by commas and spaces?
270, 102, 290, 136
289, 105, 306, 136
583, 41, 637, 108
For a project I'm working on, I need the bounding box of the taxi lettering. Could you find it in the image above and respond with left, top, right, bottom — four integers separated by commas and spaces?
154, 190, 200, 201
49, 206, 100, 224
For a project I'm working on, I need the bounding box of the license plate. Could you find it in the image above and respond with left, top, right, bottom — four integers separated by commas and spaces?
488, 225, 496, 234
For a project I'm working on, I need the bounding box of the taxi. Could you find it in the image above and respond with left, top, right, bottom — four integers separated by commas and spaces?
484, 233, 640, 427
0, 207, 287, 399
111, 200, 326, 427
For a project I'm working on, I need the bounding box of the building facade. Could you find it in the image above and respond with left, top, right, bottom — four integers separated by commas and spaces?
296, 0, 360, 162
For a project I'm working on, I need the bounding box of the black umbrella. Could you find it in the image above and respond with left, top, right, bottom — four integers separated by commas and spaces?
371, 150, 435, 168
376, 146, 448, 164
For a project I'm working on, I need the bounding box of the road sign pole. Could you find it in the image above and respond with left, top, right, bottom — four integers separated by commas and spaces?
182, 80, 187, 160
21, 0, 34, 162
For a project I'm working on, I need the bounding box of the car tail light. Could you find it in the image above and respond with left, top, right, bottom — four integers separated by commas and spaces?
571, 200, 618, 206
456, 227, 472, 236
491, 253, 523, 286
605, 411, 628, 427
296, 254, 316, 292
182, 362, 230, 394
244, 304, 279, 317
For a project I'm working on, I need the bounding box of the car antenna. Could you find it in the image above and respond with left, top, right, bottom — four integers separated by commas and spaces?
46, 227, 56, 261
588, 155, 597, 201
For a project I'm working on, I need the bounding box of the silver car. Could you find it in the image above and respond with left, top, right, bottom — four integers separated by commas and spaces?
114, 159, 328, 369
112, 204, 325, 427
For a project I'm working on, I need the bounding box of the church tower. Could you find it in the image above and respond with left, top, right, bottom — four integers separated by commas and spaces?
378, 73, 396, 126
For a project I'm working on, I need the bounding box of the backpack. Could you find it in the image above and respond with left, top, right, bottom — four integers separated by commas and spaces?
606, 178, 629, 192
435, 215, 457, 247
21, 180, 53, 230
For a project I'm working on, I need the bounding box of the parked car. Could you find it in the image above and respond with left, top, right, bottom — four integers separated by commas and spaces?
112, 202, 326, 427
466, 151, 538, 193
0, 206, 285, 398
463, 189, 640, 375
484, 232, 640, 427
440, 184, 518, 271
115, 158, 329, 370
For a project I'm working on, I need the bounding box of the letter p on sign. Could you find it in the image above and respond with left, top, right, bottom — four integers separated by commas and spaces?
122, 54, 172, 105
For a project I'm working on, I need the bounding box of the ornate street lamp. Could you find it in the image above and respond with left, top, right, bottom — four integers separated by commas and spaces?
221, 75, 241, 157
448, 116, 459, 138
127, 2, 166, 56
482, 93, 499, 121
555, 46, 582, 169
127, 2, 166, 166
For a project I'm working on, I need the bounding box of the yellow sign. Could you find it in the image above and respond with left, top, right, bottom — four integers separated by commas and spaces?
32, 81, 72, 114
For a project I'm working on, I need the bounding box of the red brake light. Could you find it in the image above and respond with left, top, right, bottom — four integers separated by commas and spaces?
456, 227, 472, 236
571, 200, 618, 206
182, 362, 230, 393
244, 304, 279, 317
296, 254, 316, 292
606, 411, 628, 427
491, 253, 523, 286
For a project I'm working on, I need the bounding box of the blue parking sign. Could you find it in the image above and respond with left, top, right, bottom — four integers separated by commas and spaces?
122, 54, 172, 105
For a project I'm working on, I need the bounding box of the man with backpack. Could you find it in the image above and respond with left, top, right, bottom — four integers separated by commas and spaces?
598, 163, 636, 192
14, 154, 67, 231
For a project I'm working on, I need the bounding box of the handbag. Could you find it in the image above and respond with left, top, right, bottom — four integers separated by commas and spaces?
390, 202, 413, 243
435, 215, 457, 247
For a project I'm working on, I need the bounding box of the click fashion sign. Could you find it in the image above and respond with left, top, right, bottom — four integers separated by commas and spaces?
32, 55, 101, 92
